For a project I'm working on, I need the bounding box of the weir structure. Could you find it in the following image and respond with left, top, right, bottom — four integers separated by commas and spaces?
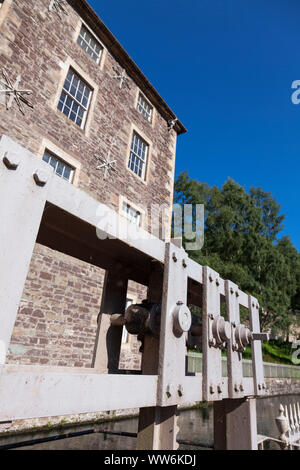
0, 135, 272, 450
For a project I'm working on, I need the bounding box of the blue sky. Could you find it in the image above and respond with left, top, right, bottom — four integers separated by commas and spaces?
90, 0, 300, 251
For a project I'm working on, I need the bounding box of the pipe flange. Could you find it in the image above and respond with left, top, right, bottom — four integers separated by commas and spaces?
173, 305, 192, 335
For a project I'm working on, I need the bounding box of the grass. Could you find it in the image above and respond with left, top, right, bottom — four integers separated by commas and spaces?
189, 339, 300, 366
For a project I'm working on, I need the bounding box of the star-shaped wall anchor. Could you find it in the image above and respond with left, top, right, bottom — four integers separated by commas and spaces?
48, 0, 68, 18
0, 69, 33, 115
168, 117, 178, 132
95, 151, 118, 180
108, 67, 131, 90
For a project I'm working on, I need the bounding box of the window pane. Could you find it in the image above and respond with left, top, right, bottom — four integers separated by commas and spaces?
78, 24, 103, 63
58, 68, 92, 128
43, 151, 74, 183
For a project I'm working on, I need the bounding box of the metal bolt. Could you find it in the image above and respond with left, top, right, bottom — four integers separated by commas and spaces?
240, 384, 244, 392
172, 253, 177, 263
166, 384, 174, 398
262, 383, 266, 390
217, 385, 222, 394
252, 302, 255, 308
216, 278, 220, 286
258, 384, 262, 390
33, 169, 48, 187
182, 259, 187, 268
235, 291, 239, 298
176, 301, 184, 306
210, 385, 214, 394
3, 151, 20, 170
230, 287, 234, 295
178, 385, 184, 397
234, 384, 239, 392
209, 275, 213, 283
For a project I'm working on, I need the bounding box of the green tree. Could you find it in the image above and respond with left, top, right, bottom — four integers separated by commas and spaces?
174, 172, 300, 335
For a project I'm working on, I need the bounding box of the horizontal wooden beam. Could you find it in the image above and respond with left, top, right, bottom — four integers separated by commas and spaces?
0, 365, 158, 421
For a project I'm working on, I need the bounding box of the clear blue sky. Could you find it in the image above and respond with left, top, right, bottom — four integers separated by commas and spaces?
90, 0, 300, 251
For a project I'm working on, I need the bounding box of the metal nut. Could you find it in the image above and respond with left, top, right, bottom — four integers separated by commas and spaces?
3, 152, 20, 170
33, 169, 48, 187
166, 384, 174, 398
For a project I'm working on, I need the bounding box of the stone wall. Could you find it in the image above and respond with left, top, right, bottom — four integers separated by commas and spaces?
6, 243, 144, 369
0, 0, 177, 369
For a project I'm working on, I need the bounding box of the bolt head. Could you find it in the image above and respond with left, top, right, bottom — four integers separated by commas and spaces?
182, 259, 187, 268
33, 169, 48, 187
234, 384, 239, 392
172, 253, 177, 262
217, 385, 222, 394
178, 385, 184, 397
240, 384, 244, 392
166, 384, 174, 398
3, 152, 20, 170
210, 385, 215, 394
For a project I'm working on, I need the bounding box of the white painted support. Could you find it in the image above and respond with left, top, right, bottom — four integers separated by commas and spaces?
225, 280, 244, 398
214, 398, 258, 450
47, 170, 165, 264
249, 295, 265, 395
0, 135, 52, 364
157, 243, 189, 407
92, 267, 128, 373
186, 258, 203, 284
0, 366, 157, 420
202, 266, 225, 401
137, 260, 179, 450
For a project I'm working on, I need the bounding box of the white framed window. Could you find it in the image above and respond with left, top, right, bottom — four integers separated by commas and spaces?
121, 299, 133, 344
137, 93, 152, 123
128, 132, 148, 180
57, 68, 92, 129
42, 150, 74, 183
122, 202, 141, 226
77, 24, 103, 64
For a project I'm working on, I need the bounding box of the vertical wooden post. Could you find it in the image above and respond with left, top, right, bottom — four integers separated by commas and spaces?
92, 265, 128, 373
214, 398, 258, 450
0, 136, 51, 364
137, 261, 178, 450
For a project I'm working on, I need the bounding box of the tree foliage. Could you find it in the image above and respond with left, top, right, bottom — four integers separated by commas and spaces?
174, 171, 300, 335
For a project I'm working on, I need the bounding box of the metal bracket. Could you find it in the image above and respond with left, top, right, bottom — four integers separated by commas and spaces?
225, 281, 244, 398
202, 267, 225, 401
249, 296, 267, 395
0, 69, 33, 115
157, 243, 190, 407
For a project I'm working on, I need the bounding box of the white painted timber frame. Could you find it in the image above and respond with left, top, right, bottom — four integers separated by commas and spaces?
0, 135, 268, 449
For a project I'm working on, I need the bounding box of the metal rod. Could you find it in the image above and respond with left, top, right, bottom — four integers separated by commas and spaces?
0, 428, 213, 450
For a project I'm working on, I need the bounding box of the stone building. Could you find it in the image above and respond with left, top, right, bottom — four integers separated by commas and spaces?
0, 0, 186, 371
